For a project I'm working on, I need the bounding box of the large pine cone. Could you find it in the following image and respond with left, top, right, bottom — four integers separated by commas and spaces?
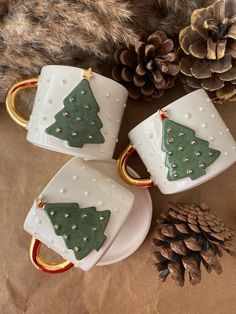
179, 0, 236, 103
152, 202, 235, 287
112, 31, 179, 101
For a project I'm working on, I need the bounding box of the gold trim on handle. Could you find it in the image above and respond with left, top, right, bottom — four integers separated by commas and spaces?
30, 238, 74, 274
117, 144, 153, 188
6, 77, 38, 128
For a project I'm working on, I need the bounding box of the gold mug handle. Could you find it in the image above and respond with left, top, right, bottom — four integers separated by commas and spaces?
117, 144, 154, 188
6, 77, 38, 128
30, 237, 74, 274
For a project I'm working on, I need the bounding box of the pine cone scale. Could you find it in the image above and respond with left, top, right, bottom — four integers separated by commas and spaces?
227, 23, 236, 39
210, 54, 232, 74
191, 60, 212, 79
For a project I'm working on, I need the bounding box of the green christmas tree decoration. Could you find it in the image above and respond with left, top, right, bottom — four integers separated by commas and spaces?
45, 77, 105, 148
43, 203, 111, 260
160, 112, 221, 181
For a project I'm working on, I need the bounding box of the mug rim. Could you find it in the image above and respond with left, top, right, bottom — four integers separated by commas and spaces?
41, 65, 128, 95
129, 89, 207, 135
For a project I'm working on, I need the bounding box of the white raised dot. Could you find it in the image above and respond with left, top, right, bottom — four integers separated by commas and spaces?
155, 180, 158, 185
224, 152, 229, 156
184, 113, 191, 119
82, 166, 86, 170
107, 116, 112, 121
100, 149, 104, 154
226, 128, 230, 132
109, 152, 112, 156
73, 175, 78, 180
62, 249, 67, 254
209, 136, 215, 141
61, 79, 67, 85
199, 107, 204, 112
201, 123, 207, 128
207, 98, 211, 102
117, 119, 120, 123
120, 195, 124, 200
124, 103, 126, 108
116, 139, 119, 143
112, 184, 116, 188
36, 218, 42, 224
211, 113, 215, 118
232, 146, 236, 150
60, 188, 66, 194
116, 98, 120, 103
92, 178, 97, 182
84, 191, 89, 196
220, 131, 224, 135
105, 92, 111, 98
98, 200, 103, 206
114, 208, 120, 213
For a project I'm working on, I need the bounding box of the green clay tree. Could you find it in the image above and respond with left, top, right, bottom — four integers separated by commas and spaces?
45, 78, 105, 148
161, 116, 221, 181
43, 203, 111, 260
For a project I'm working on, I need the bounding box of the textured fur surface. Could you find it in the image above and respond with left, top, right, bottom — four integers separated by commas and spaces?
0, 0, 213, 102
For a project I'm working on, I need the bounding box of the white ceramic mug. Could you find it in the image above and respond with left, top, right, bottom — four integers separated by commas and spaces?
118, 89, 236, 194
24, 158, 134, 273
6, 65, 128, 159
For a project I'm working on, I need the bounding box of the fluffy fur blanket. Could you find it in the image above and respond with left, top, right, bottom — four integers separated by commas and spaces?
0, 0, 212, 102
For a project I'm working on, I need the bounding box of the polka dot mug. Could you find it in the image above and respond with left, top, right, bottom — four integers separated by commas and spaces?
118, 89, 236, 194
24, 158, 134, 273
6, 65, 128, 159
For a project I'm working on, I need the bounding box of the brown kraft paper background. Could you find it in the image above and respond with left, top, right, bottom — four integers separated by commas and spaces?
0, 84, 236, 314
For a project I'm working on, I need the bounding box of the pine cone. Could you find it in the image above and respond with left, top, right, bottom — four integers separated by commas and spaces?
179, 0, 236, 104
112, 31, 180, 101
152, 201, 235, 287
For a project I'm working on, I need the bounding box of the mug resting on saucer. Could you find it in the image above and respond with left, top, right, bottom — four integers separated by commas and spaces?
24, 158, 135, 273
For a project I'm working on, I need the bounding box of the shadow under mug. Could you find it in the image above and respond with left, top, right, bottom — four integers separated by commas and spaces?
6, 65, 128, 159
118, 89, 236, 194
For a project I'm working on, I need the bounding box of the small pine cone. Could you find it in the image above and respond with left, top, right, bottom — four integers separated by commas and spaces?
112, 31, 179, 101
179, 0, 236, 104
152, 202, 235, 287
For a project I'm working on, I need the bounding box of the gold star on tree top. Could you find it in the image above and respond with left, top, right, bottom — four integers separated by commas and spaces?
83, 68, 94, 80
